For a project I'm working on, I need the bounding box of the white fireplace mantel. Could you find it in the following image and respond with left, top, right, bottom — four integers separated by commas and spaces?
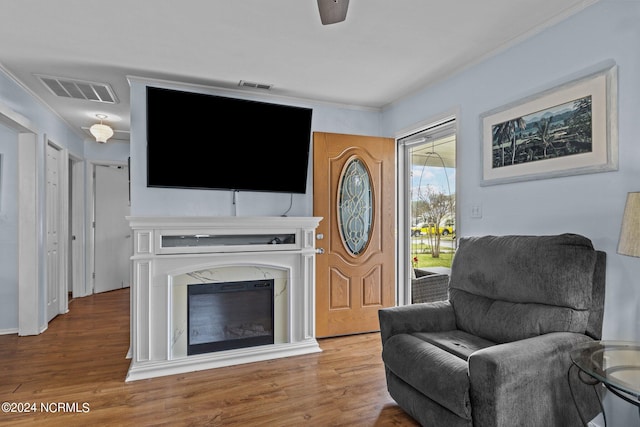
126, 216, 322, 381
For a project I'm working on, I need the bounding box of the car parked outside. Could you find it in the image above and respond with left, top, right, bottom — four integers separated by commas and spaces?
411, 222, 454, 237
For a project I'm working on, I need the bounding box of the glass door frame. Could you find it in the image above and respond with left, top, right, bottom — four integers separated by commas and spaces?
395, 113, 458, 306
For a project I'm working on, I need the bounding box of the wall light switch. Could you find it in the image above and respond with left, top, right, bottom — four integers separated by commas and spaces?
471, 204, 483, 219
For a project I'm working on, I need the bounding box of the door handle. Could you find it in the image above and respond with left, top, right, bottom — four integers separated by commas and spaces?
316, 233, 324, 240
316, 248, 325, 254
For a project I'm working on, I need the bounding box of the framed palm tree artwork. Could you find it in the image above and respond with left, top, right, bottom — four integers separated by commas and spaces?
480, 63, 618, 186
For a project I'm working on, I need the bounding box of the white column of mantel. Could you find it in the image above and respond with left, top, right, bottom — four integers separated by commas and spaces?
130, 229, 153, 363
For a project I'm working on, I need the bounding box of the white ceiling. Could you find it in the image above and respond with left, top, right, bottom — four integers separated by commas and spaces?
0, 0, 597, 143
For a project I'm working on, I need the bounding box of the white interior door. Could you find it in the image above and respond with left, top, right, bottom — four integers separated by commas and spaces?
46, 143, 61, 321
94, 164, 130, 293
70, 157, 84, 298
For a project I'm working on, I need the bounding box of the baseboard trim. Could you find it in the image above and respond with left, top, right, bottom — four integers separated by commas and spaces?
126, 340, 322, 382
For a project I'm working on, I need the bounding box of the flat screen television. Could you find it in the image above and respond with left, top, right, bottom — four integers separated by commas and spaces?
146, 86, 313, 194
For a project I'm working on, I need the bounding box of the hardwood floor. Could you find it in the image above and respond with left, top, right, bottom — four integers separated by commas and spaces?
0, 289, 418, 426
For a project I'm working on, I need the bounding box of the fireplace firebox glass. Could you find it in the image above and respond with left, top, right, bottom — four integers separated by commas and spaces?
187, 279, 274, 355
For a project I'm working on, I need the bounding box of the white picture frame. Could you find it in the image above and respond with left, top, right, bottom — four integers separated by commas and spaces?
480, 64, 618, 186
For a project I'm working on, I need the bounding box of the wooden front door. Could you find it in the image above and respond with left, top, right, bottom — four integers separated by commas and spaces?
313, 132, 396, 337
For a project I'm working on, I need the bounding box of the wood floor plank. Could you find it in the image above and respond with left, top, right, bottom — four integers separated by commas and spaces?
0, 289, 418, 426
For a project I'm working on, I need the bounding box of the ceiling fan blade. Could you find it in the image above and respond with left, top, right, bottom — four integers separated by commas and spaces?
317, 0, 349, 25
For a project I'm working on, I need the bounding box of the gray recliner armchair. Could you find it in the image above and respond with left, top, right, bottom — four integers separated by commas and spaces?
379, 234, 606, 426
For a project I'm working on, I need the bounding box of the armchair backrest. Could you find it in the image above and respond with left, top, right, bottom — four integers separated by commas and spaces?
448, 234, 604, 343
586, 250, 606, 340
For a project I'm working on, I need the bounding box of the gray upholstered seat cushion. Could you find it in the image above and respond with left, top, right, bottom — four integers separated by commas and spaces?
412, 330, 496, 360
382, 333, 471, 420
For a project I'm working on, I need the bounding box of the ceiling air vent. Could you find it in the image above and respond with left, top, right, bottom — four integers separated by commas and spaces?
36, 75, 118, 104
238, 80, 273, 90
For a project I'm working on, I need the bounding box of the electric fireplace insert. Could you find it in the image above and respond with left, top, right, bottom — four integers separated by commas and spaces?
187, 279, 275, 355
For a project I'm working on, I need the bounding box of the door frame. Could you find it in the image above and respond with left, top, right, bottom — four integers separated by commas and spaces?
1, 103, 40, 335
395, 109, 459, 306
87, 160, 128, 295
45, 138, 69, 320
69, 153, 85, 299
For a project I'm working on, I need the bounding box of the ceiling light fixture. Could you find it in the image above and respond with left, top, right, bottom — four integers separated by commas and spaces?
89, 114, 114, 143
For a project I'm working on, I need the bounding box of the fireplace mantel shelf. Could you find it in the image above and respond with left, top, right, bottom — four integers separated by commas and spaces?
126, 216, 322, 381
128, 216, 323, 228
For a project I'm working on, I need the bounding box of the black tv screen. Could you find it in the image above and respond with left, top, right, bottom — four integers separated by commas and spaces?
146, 86, 313, 193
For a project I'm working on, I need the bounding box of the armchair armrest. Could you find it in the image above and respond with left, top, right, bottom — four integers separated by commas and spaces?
378, 301, 456, 344
468, 332, 598, 427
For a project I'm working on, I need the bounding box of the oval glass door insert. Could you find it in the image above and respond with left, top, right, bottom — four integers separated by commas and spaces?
338, 157, 373, 255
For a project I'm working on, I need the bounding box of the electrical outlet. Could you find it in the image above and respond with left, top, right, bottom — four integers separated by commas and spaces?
471, 205, 483, 218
